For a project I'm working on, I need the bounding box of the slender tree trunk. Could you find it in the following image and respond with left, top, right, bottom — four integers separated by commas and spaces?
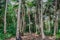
36, 0, 41, 34
21, 1, 25, 34
4, 0, 7, 34
38, 5, 41, 33
40, 0, 45, 39
54, 0, 58, 36
21, 12, 24, 34
34, 12, 37, 34
16, 0, 22, 40
20, 4, 22, 33
29, 8, 31, 34
20, 18, 22, 32
35, 0, 39, 34
28, 8, 31, 34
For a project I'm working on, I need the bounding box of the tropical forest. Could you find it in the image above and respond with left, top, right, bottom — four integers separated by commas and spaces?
0, 0, 60, 40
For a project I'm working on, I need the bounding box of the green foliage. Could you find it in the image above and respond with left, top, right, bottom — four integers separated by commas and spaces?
0, 33, 4, 40
7, 23, 16, 36
44, 30, 53, 36
0, 0, 60, 39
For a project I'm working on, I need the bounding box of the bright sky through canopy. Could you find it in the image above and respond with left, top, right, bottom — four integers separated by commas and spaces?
43, 0, 47, 2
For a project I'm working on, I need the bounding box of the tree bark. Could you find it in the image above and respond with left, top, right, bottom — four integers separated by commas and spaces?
40, 0, 45, 39
54, 0, 58, 36
34, 11, 38, 34
16, 0, 22, 40
4, 0, 7, 34
27, 7, 31, 34
35, 0, 41, 34
21, 0, 25, 35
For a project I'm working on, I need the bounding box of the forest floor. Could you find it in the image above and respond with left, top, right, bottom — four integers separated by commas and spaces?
7, 33, 59, 40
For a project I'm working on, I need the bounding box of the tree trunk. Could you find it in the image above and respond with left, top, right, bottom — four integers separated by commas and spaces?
54, 0, 58, 36
36, 0, 41, 34
16, 0, 22, 40
40, 0, 45, 39
35, 0, 41, 34
27, 7, 31, 34
4, 0, 7, 34
34, 12, 37, 34
21, 1, 25, 35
